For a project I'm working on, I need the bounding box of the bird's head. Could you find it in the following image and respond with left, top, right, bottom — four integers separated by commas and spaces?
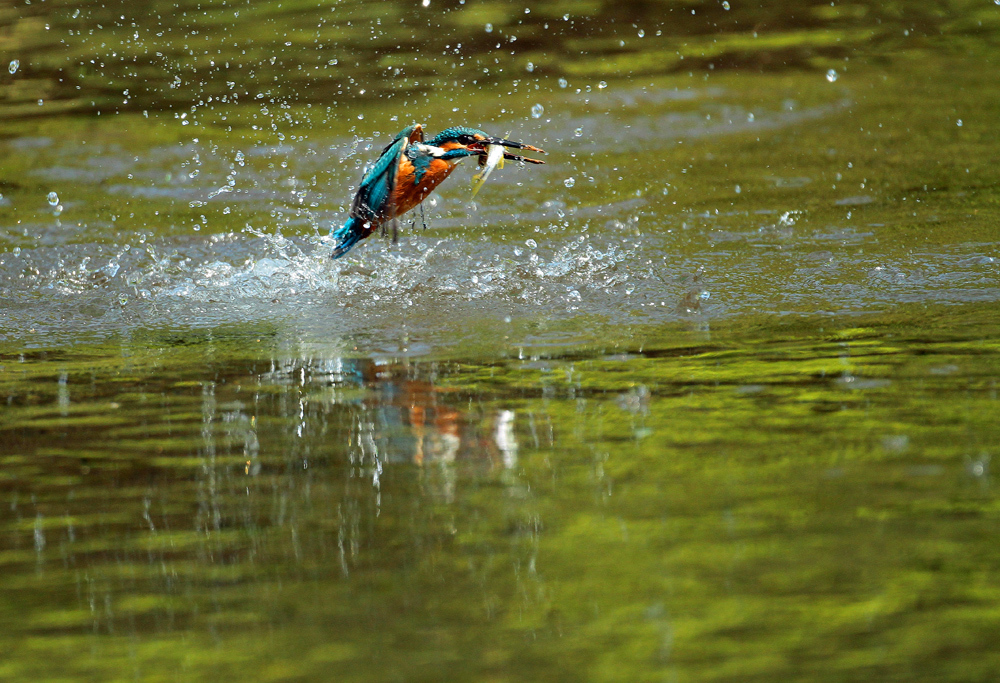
428, 127, 546, 164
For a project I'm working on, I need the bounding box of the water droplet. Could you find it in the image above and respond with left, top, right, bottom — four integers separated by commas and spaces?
597, 81, 607, 89
747, 112, 755, 122
826, 69, 838, 83
558, 78, 568, 88
722, 1, 730, 9
525, 239, 537, 249
328, 58, 338, 66
485, 22, 493, 33
526, 62, 534, 73
638, 29, 645, 38
957, 119, 963, 127
8, 59, 18, 75
531, 103, 544, 118
564, 177, 576, 188
574, 127, 583, 137
421, 0, 430, 6
735, 185, 741, 194
47, 191, 59, 206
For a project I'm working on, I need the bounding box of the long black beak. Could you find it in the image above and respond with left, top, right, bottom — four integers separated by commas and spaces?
500, 151, 545, 164
482, 137, 546, 154
479, 137, 546, 164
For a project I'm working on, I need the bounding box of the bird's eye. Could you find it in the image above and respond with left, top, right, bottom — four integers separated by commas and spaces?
458, 134, 475, 144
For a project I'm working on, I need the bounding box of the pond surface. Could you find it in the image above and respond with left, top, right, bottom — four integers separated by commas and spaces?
2, 1, 1000, 680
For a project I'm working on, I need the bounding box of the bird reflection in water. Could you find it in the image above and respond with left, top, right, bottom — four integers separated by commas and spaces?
316, 358, 519, 501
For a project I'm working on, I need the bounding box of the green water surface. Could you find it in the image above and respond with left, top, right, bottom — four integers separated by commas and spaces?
2, 1, 1000, 681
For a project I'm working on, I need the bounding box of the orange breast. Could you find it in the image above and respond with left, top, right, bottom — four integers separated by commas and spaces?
392, 157, 457, 218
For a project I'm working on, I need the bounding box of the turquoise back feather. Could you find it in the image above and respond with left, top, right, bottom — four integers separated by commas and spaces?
350, 124, 421, 221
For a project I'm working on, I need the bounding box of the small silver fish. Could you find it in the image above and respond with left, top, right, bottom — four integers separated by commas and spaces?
470, 143, 506, 197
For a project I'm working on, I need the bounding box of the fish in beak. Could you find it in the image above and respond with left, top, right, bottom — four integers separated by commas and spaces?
469, 135, 546, 197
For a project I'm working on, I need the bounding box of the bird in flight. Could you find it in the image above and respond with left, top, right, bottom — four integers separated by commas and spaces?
331, 124, 545, 258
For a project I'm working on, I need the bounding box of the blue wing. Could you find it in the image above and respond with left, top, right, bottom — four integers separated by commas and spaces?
332, 125, 423, 259
350, 124, 422, 222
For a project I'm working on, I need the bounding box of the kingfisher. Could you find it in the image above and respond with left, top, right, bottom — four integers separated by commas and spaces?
331, 124, 545, 258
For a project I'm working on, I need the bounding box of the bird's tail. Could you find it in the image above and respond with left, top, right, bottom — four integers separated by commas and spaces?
331, 216, 368, 259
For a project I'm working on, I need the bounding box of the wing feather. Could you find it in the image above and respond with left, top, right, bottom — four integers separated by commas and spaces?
350, 124, 424, 222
